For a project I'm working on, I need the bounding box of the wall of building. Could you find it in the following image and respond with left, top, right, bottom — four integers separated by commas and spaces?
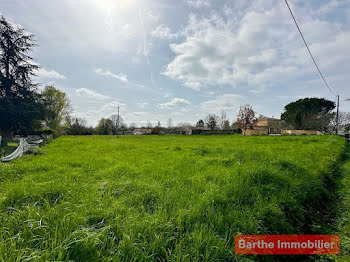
245, 129, 269, 136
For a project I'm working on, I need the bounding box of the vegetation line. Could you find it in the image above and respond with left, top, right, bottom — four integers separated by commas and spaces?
328, 141, 350, 261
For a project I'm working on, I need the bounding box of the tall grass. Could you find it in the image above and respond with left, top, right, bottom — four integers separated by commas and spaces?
0, 135, 345, 261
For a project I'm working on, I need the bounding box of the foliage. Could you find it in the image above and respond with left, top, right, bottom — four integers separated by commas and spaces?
323, 142, 350, 261
237, 104, 255, 136
65, 117, 92, 135
220, 111, 228, 130
281, 97, 335, 131
204, 114, 219, 130
95, 118, 114, 135
151, 126, 163, 134
191, 129, 240, 135
0, 15, 46, 136
336, 112, 350, 132
196, 119, 204, 128
42, 85, 71, 136
24, 146, 43, 155
345, 124, 350, 133
222, 120, 230, 130
0, 135, 345, 261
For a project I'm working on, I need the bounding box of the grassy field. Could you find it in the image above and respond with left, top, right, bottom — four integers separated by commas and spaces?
0, 135, 347, 261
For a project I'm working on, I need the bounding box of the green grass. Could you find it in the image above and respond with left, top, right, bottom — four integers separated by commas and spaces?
0, 135, 346, 261
331, 142, 350, 261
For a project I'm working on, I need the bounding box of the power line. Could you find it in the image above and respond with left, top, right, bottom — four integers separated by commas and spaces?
284, 0, 337, 97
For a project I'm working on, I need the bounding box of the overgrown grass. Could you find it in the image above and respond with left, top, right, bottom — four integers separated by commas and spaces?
0, 135, 345, 261
328, 142, 350, 262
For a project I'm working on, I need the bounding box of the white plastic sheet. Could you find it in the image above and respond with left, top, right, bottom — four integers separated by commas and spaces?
0, 138, 43, 162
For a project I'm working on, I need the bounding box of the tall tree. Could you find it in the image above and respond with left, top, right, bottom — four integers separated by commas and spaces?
167, 118, 173, 129
222, 120, 230, 130
237, 104, 255, 136
96, 118, 114, 135
220, 111, 227, 130
281, 98, 335, 130
0, 16, 45, 139
66, 117, 90, 135
205, 114, 219, 130
196, 119, 205, 128
42, 85, 71, 135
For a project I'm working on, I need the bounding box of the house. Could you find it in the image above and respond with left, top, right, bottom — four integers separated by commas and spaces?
244, 117, 283, 136
253, 118, 283, 135
132, 128, 152, 135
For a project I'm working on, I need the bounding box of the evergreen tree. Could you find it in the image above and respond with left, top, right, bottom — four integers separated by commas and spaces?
0, 15, 46, 138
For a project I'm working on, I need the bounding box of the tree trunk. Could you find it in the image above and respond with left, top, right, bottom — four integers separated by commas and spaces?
0, 130, 13, 147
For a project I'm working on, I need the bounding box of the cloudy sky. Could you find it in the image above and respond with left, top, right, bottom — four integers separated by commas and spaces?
2, 0, 350, 126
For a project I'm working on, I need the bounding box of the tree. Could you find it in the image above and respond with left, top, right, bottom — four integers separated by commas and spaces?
167, 118, 173, 129
42, 85, 71, 136
146, 121, 153, 128
345, 124, 350, 133
196, 119, 205, 128
66, 117, 89, 135
237, 104, 255, 136
0, 15, 46, 140
205, 114, 219, 130
109, 114, 125, 134
281, 98, 335, 131
337, 112, 350, 128
231, 121, 240, 130
222, 120, 230, 130
129, 122, 137, 130
95, 118, 114, 135
220, 111, 227, 130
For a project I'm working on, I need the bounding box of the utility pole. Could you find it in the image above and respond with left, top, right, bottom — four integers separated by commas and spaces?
336, 95, 339, 135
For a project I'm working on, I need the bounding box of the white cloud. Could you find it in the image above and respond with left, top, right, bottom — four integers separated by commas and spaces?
131, 111, 148, 116
131, 56, 142, 64
187, 0, 211, 8
201, 94, 243, 112
94, 68, 128, 83
158, 98, 190, 109
75, 88, 111, 101
37, 68, 66, 80
150, 24, 178, 39
163, 0, 350, 93
6, 0, 160, 54
74, 101, 126, 126
137, 102, 149, 108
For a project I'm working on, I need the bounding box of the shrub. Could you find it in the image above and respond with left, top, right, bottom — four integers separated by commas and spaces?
24, 146, 44, 155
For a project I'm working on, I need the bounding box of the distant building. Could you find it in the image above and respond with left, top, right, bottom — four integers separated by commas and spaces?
245, 117, 322, 136
132, 129, 152, 135
254, 118, 283, 135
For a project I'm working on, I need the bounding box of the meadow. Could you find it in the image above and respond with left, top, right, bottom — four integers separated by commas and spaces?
0, 135, 347, 261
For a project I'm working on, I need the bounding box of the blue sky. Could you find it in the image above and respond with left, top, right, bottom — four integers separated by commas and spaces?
2, 0, 350, 126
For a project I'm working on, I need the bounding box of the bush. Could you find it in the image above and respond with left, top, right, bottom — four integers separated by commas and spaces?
24, 146, 44, 155
43, 135, 54, 145
191, 129, 241, 135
